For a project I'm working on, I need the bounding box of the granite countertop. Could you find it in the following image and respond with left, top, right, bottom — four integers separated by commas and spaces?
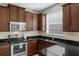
0, 35, 79, 47
27, 35, 79, 47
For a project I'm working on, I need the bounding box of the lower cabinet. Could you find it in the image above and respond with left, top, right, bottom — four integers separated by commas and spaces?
38, 40, 53, 50
0, 44, 11, 56
28, 39, 54, 56
28, 40, 38, 56
38, 40, 54, 56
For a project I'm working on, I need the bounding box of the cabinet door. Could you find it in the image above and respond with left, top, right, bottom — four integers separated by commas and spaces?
38, 40, 53, 50
71, 4, 79, 31
33, 14, 38, 31
9, 5, 19, 21
25, 12, 33, 31
19, 8, 25, 22
38, 14, 42, 31
0, 44, 11, 56
63, 4, 71, 31
0, 7, 9, 31
28, 40, 38, 56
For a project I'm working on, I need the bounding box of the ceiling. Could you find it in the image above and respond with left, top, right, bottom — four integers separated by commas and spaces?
11, 3, 55, 12
0, 3, 56, 12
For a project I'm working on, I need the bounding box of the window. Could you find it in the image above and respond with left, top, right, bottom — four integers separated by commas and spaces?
46, 10, 64, 35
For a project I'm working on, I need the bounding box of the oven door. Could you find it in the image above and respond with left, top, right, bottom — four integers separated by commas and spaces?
11, 43, 27, 56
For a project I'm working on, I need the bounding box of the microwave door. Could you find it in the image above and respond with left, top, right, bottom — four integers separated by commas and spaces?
20, 23, 26, 31
10, 22, 20, 31
22, 23, 26, 31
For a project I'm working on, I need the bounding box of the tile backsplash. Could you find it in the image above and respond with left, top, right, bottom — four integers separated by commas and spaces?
0, 31, 39, 39
1, 31, 79, 42
39, 31, 79, 41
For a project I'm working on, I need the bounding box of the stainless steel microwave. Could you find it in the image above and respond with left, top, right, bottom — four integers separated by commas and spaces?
10, 21, 26, 31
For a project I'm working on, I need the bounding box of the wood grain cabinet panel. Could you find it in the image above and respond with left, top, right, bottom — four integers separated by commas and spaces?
38, 14, 42, 31
63, 4, 71, 31
28, 39, 54, 56
38, 40, 53, 50
71, 4, 79, 31
0, 7, 9, 31
37, 14, 46, 31
28, 40, 38, 56
25, 12, 33, 31
9, 5, 19, 21
0, 44, 11, 56
33, 14, 38, 31
19, 8, 25, 22
63, 3, 79, 32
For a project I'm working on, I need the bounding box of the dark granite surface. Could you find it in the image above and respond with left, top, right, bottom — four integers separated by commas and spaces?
8, 38, 27, 44
0, 35, 79, 47
0, 37, 27, 44
0, 39, 8, 43
0, 39, 9, 46
27, 35, 79, 47
27, 35, 52, 40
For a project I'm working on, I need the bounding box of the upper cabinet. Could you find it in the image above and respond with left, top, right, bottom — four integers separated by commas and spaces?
18, 8, 25, 22
0, 7, 9, 31
9, 4, 25, 22
38, 14, 43, 31
0, 4, 45, 32
63, 3, 79, 32
33, 14, 38, 31
25, 12, 33, 31
70, 4, 79, 31
9, 5, 19, 21
38, 14, 46, 31
63, 4, 71, 31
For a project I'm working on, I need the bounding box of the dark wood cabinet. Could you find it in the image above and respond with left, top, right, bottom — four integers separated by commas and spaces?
38, 14, 43, 31
28, 40, 38, 56
37, 14, 46, 31
0, 44, 11, 56
18, 8, 25, 22
63, 3, 79, 32
9, 4, 25, 22
9, 5, 19, 21
71, 4, 79, 31
0, 7, 9, 31
38, 40, 53, 50
25, 12, 33, 31
63, 4, 71, 31
0, 4, 45, 31
28, 39, 53, 56
33, 14, 38, 31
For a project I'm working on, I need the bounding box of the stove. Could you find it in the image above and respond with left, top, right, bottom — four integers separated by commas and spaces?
8, 37, 27, 56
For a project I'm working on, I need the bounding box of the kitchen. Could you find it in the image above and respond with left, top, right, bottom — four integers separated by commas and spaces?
0, 3, 79, 56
